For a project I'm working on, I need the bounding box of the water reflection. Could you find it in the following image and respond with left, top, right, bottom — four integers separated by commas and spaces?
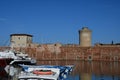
37, 61, 120, 80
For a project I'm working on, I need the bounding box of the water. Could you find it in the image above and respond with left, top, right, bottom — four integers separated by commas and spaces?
0, 61, 120, 80
37, 61, 120, 80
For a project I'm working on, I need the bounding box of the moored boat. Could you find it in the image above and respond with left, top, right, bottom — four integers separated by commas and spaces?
9, 51, 36, 65
18, 67, 60, 80
0, 50, 36, 78
0, 50, 36, 67
19, 64, 74, 74
0, 50, 16, 67
18, 64, 74, 80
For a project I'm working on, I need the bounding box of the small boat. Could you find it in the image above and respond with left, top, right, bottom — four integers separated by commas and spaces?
9, 51, 36, 65
2, 50, 36, 77
18, 67, 60, 80
19, 64, 74, 74
18, 64, 74, 80
0, 50, 36, 67
0, 50, 16, 67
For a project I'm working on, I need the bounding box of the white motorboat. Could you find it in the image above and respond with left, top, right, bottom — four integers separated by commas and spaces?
3, 50, 36, 76
19, 64, 74, 73
0, 50, 16, 67
0, 50, 36, 66
10, 51, 36, 65
18, 68, 60, 80
18, 64, 74, 80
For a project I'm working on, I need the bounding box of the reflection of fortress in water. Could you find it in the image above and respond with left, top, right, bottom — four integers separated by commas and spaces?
74, 61, 120, 75
74, 61, 120, 80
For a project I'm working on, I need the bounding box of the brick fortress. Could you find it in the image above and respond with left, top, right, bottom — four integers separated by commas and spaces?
1, 27, 120, 61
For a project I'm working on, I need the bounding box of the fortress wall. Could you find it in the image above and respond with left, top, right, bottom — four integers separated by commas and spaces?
0, 46, 120, 61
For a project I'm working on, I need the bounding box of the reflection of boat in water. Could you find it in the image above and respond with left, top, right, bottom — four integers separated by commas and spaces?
18, 64, 74, 80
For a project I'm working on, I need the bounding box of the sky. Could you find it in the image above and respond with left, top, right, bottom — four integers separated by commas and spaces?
0, 0, 120, 46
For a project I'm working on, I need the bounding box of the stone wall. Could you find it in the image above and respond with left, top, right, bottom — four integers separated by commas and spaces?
0, 45, 120, 61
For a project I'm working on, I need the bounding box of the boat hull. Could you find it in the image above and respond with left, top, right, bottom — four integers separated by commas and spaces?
0, 58, 13, 67
0, 58, 14, 79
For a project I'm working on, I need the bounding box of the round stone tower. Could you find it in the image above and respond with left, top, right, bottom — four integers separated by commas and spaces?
79, 27, 92, 47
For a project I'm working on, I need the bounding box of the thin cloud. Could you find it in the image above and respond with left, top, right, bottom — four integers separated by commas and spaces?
0, 18, 7, 21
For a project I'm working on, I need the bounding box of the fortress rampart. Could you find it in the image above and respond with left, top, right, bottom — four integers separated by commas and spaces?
0, 45, 120, 61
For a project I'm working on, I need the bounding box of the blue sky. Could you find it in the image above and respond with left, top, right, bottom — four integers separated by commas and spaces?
0, 0, 120, 46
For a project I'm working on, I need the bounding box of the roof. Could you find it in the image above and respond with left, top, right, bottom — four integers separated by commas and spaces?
10, 34, 33, 37
78, 27, 92, 32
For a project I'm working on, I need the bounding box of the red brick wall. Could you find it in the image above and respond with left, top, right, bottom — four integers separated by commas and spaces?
0, 46, 120, 61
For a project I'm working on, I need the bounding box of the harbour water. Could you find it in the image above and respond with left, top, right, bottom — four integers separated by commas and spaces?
0, 61, 120, 80
37, 61, 120, 80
